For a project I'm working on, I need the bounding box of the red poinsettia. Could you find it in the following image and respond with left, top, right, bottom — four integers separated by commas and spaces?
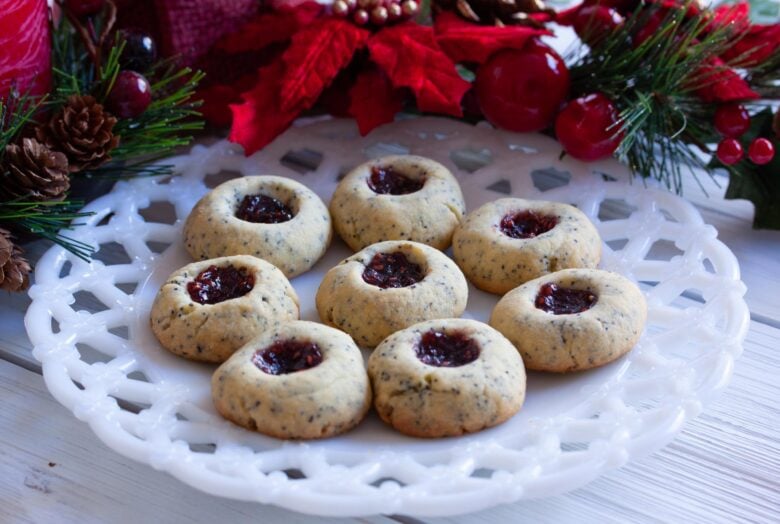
207, 3, 473, 155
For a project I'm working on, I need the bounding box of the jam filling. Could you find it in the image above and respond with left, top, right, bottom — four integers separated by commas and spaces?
535, 282, 597, 315
187, 265, 254, 305
500, 210, 558, 239
367, 166, 425, 195
362, 252, 424, 289
236, 194, 294, 223
252, 340, 323, 375
415, 330, 481, 367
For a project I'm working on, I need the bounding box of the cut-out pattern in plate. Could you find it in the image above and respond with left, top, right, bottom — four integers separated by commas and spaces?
25, 117, 749, 517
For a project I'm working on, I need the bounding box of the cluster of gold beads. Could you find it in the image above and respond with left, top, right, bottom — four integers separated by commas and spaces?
332, 0, 420, 26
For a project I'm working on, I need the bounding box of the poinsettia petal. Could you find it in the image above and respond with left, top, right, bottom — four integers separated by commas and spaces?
693, 59, 760, 103
434, 11, 550, 64
229, 62, 300, 155
722, 23, 780, 66
368, 23, 470, 116
279, 18, 370, 113
710, 1, 750, 29
349, 67, 404, 135
216, 2, 323, 53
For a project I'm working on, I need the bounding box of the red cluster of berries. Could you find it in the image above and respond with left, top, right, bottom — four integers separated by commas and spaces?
714, 104, 775, 166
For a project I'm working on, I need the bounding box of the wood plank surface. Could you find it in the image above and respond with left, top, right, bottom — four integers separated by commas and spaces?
1, 321, 777, 523
0, 359, 390, 524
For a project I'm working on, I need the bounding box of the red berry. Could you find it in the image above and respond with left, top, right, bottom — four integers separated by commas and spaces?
107, 71, 152, 119
555, 93, 623, 161
747, 138, 775, 165
573, 6, 624, 46
65, 0, 105, 17
476, 40, 570, 133
714, 104, 750, 138
716, 138, 744, 165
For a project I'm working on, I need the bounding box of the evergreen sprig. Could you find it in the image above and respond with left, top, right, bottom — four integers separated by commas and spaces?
567, 3, 748, 194
567, 2, 780, 203
51, 17, 205, 178
1, 4, 204, 267
0, 200, 94, 260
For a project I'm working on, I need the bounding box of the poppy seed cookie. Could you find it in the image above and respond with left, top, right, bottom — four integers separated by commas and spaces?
184, 175, 332, 278
316, 240, 468, 348
150, 255, 299, 363
330, 155, 466, 251
452, 198, 601, 295
368, 318, 526, 438
212, 321, 371, 440
490, 268, 647, 373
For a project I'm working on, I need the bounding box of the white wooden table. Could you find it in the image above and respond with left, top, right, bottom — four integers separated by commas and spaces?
1, 159, 778, 523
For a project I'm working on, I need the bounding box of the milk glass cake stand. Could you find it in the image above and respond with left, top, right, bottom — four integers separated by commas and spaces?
25, 117, 749, 517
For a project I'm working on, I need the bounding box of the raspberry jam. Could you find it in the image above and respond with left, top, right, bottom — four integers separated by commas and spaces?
500, 210, 558, 239
236, 194, 294, 223
367, 166, 424, 195
362, 252, 424, 288
415, 330, 481, 367
535, 282, 597, 314
252, 340, 323, 375
187, 265, 254, 305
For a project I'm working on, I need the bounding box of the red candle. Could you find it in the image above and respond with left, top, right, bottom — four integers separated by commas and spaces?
0, 0, 52, 100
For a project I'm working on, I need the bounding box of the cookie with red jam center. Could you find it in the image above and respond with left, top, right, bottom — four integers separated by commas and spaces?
150, 255, 299, 363
184, 175, 332, 278
368, 318, 526, 438
490, 268, 647, 372
212, 321, 371, 440
330, 155, 466, 251
316, 240, 469, 348
453, 198, 602, 295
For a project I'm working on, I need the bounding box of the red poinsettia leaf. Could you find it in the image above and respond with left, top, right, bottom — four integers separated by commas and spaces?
229, 62, 300, 155
434, 11, 550, 64
216, 2, 323, 53
279, 18, 370, 113
693, 58, 760, 103
721, 23, 780, 67
368, 23, 471, 116
710, 1, 750, 29
349, 67, 405, 135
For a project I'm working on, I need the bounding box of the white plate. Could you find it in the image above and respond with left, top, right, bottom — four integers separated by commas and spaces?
25, 117, 749, 517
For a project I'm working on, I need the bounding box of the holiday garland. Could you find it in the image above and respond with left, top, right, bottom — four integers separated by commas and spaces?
0, 0, 203, 292
194, 0, 777, 227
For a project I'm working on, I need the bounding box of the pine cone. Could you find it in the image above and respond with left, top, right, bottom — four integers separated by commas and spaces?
1, 138, 70, 201
0, 228, 31, 292
435, 0, 554, 27
36, 94, 120, 173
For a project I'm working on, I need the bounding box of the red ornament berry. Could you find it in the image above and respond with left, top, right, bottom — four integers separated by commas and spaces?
555, 93, 623, 161
475, 40, 570, 133
714, 104, 750, 138
107, 71, 152, 118
65, 0, 105, 17
747, 138, 775, 165
573, 6, 624, 46
716, 138, 744, 165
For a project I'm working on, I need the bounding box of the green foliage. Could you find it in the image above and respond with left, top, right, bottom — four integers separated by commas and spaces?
568, 1, 779, 227
2, 10, 204, 260
0, 200, 94, 260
